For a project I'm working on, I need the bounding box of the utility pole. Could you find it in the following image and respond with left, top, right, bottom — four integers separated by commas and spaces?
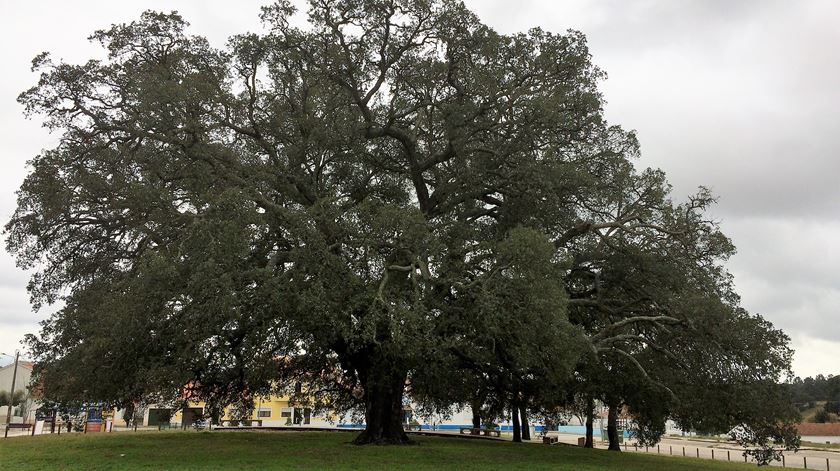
4, 350, 20, 438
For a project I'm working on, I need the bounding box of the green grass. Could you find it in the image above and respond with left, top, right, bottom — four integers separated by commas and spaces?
802, 439, 840, 450
0, 430, 758, 470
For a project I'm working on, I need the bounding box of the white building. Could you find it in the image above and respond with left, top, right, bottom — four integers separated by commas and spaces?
0, 360, 37, 424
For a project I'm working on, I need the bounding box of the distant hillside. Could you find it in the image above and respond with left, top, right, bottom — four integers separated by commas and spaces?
800, 401, 822, 422
796, 400, 839, 424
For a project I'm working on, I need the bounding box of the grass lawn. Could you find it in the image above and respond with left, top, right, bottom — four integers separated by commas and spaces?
0, 430, 759, 470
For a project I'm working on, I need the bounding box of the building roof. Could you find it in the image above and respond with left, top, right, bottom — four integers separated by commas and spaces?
0, 361, 34, 371
797, 423, 840, 436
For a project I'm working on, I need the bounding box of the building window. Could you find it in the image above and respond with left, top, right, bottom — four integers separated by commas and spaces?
257, 409, 271, 418
280, 408, 293, 418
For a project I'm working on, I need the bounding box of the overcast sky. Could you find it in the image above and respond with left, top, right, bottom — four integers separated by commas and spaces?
1, 1, 838, 377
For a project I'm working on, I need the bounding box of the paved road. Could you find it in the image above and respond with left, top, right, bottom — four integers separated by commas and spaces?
547, 432, 839, 470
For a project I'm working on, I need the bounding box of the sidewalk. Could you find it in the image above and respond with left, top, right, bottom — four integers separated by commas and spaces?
547, 432, 838, 470
411, 429, 839, 470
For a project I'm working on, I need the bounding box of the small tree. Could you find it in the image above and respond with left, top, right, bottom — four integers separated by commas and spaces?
229, 399, 254, 425
814, 409, 831, 423
156, 408, 173, 429
72, 410, 87, 432
122, 402, 135, 428
133, 402, 148, 429
0, 390, 26, 410
731, 423, 801, 466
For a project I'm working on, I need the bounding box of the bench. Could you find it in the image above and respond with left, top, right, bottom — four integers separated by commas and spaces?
459, 427, 501, 437
7, 423, 33, 430
218, 419, 263, 427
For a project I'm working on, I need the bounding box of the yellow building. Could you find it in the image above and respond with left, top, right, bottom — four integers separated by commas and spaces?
146, 393, 332, 428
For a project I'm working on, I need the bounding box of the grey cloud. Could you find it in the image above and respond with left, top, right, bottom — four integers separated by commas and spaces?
789, 335, 840, 378
724, 218, 840, 343
733, 276, 840, 343
468, 1, 840, 219
726, 219, 840, 290
0, 258, 31, 290
0, 286, 39, 323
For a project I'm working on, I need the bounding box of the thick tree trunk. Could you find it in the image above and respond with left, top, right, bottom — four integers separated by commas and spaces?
511, 403, 522, 442
353, 366, 409, 445
471, 404, 481, 430
584, 396, 594, 448
519, 404, 530, 441
607, 403, 621, 451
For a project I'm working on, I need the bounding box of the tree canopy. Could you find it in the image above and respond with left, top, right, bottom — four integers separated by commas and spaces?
7, 0, 798, 450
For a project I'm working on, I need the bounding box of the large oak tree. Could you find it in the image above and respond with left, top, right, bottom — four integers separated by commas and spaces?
7, 0, 797, 448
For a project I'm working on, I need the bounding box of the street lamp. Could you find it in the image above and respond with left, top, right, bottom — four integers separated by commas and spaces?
1, 351, 20, 438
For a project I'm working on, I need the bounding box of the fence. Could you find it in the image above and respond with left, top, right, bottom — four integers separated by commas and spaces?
3, 421, 163, 437
617, 440, 837, 470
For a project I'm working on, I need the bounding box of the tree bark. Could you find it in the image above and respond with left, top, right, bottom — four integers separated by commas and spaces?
471, 402, 481, 430
511, 402, 522, 442
352, 365, 409, 445
519, 404, 530, 441
607, 403, 621, 451
584, 396, 594, 448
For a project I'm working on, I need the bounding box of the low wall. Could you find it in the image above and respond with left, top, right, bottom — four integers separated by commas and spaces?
797, 422, 840, 444
802, 435, 840, 444
335, 423, 631, 438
